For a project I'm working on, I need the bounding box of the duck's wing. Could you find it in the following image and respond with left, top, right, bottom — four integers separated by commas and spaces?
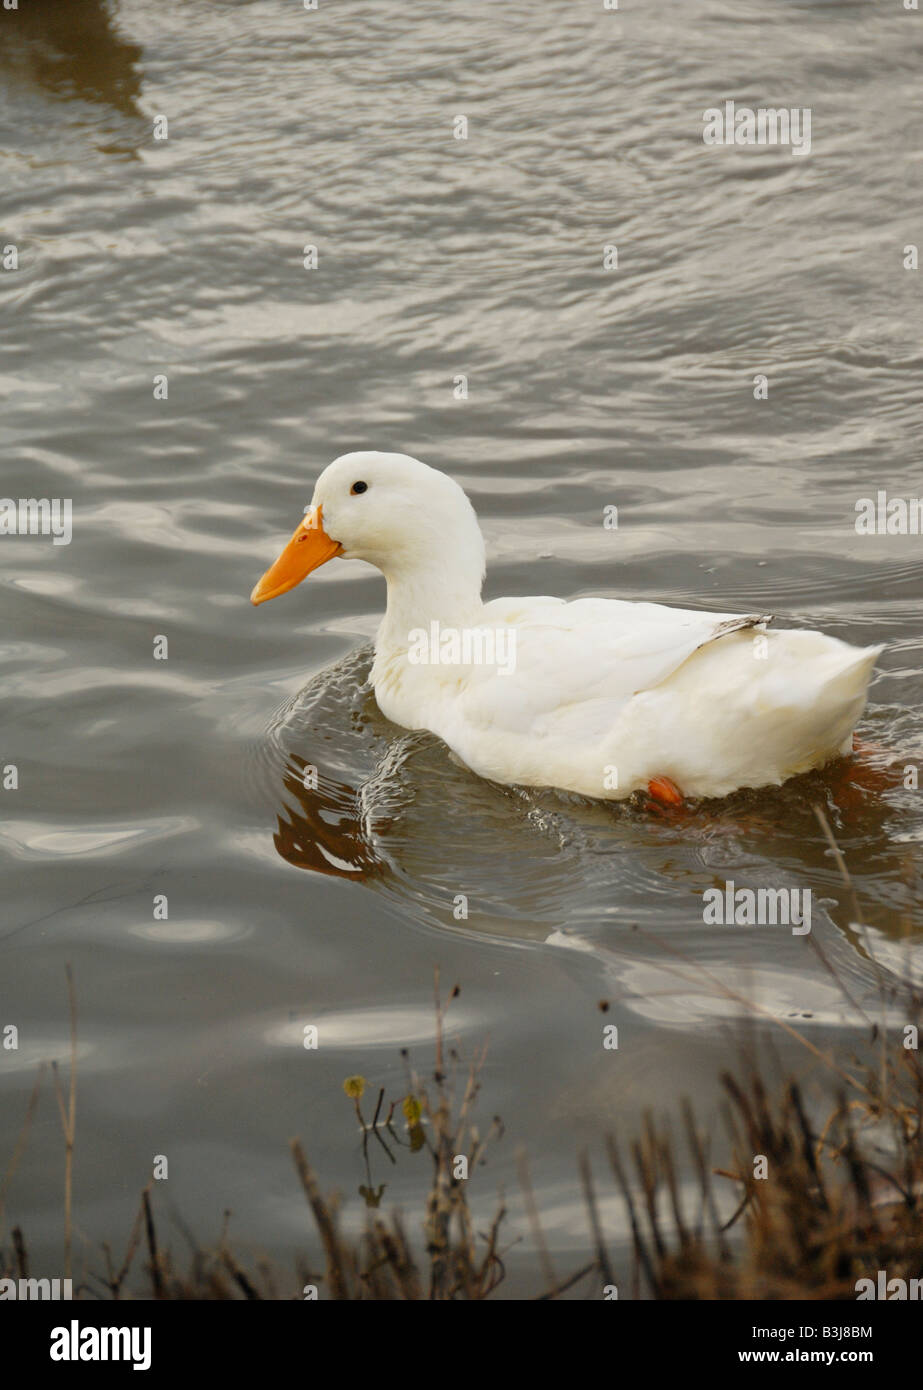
465, 597, 773, 737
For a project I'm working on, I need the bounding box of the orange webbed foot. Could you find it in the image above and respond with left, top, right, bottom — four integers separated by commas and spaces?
646, 776, 685, 807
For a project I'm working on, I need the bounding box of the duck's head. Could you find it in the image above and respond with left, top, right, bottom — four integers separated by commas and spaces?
250, 451, 485, 605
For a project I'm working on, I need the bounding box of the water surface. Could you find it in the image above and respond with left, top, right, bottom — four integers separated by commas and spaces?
1, 0, 921, 1296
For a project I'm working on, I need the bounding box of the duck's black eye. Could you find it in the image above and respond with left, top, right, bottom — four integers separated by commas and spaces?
350, 481, 368, 495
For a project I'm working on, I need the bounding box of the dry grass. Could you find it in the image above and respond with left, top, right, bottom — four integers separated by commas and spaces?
601, 1049, 923, 1299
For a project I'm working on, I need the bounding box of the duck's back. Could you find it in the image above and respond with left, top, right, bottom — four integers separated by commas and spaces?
423, 597, 879, 799
468, 595, 770, 734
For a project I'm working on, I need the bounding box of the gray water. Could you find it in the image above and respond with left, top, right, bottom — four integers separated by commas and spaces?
1, 0, 921, 1298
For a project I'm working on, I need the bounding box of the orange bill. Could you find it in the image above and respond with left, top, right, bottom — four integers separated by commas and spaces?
250, 505, 342, 605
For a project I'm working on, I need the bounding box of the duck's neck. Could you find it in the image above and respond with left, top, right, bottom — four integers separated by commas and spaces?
376, 556, 485, 656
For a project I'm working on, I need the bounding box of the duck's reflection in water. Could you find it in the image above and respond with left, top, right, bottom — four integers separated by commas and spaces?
274, 754, 384, 882
4, 0, 142, 117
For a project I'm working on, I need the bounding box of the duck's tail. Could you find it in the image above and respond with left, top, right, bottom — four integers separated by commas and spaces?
824, 642, 885, 755
669, 631, 883, 795
761, 634, 883, 772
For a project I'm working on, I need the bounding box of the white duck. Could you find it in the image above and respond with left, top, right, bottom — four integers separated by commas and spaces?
251, 452, 882, 803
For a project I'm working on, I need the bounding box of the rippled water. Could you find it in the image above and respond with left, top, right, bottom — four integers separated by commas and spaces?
1, 0, 921, 1296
